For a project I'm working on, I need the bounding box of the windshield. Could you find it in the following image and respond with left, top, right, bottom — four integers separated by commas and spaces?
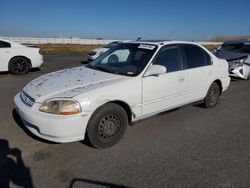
86, 43, 158, 76
221, 43, 250, 53
103, 41, 120, 49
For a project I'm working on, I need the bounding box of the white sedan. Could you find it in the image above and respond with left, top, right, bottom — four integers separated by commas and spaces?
14, 40, 230, 148
0, 39, 43, 74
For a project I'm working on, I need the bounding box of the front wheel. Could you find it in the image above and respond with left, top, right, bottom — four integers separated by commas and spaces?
9, 57, 30, 75
204, 82, 220, 108
86, 103, 128, 148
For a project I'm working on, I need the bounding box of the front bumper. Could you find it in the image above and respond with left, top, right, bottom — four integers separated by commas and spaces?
14, 93, 89, 143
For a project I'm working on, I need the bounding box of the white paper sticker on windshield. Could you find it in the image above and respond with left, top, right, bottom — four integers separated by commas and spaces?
138, 44, 155, 50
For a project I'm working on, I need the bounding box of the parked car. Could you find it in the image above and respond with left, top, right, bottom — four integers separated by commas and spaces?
213, 40, 250, 80
87, 41, 121, 61
0, 39, 43, 75
14, 40, 230, 148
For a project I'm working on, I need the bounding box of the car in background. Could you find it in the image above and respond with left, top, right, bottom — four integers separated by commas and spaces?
213, 40, 250, 80
14, 40, 230, 148
0, 39, 43, 75
87, 41, 121, 61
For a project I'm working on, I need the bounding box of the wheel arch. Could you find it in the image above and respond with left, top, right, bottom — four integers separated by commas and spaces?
106, 100, 133, 123
8, 56, 32, 70
213, 79, 223, 95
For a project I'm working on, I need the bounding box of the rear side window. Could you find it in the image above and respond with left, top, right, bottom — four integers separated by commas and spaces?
182, 44, 209, 69
205, 52, 212, 65
0, 41, 11, 48
153, 45, 183, 73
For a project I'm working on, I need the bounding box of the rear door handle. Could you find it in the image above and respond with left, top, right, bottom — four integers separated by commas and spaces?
178, 77, 185, 82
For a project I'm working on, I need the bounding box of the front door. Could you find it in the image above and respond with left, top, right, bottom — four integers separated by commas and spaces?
142, 45, 187, 116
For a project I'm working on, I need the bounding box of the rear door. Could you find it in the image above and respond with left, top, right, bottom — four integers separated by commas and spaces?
181, 44, 214, 102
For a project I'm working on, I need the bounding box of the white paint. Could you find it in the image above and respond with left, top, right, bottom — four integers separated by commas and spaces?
0, 38, 43, 72
14, 40, 230, 143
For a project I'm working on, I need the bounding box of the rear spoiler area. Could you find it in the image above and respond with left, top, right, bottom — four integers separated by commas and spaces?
22, 43, 39, 48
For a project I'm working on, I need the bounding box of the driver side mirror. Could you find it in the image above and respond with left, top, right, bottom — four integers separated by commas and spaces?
144, 65, 167, 77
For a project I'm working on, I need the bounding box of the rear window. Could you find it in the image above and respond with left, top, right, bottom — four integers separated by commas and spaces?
0, 41, 11, 48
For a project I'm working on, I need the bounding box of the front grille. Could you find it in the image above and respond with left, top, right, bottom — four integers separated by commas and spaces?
88, 51, 97, 56
20, 91, 35, 107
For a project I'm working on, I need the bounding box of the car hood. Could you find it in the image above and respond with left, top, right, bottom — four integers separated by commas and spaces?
23, 66, 124, 102
215, 50, 249, 61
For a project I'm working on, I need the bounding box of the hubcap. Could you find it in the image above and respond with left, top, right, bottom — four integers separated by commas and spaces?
208, 87, 217, 105
12, 59, 27, 73
98, 114, 121, 139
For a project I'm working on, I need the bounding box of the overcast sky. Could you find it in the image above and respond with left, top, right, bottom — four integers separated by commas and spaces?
0, 0, 250, 40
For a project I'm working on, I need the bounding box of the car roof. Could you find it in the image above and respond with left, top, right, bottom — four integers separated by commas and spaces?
0, 38, 25, 47
223, 40, 250, 45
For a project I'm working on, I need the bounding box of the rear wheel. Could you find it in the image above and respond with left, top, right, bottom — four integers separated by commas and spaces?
9, 57, 30, 75
86, 103, 128, 148
204, 82, 220, 108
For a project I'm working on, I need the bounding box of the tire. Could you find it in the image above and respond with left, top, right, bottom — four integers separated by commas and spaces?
204, 82, 220, 108
108, 54, 119, 63
86, 103, 128, 148
9, 57, 30, 75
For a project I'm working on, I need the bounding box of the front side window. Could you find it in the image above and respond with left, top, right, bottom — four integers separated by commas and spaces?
153, 45, 183, 73
205, 52, 212, 65
0, 41, 11, 48
182, 44, 207, 69
86, 43, 158, 76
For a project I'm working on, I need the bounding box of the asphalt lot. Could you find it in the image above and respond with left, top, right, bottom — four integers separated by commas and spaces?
0, 55, 250, 188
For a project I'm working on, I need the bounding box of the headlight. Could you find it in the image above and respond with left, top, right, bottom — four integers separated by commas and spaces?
39, 99, 81, 115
